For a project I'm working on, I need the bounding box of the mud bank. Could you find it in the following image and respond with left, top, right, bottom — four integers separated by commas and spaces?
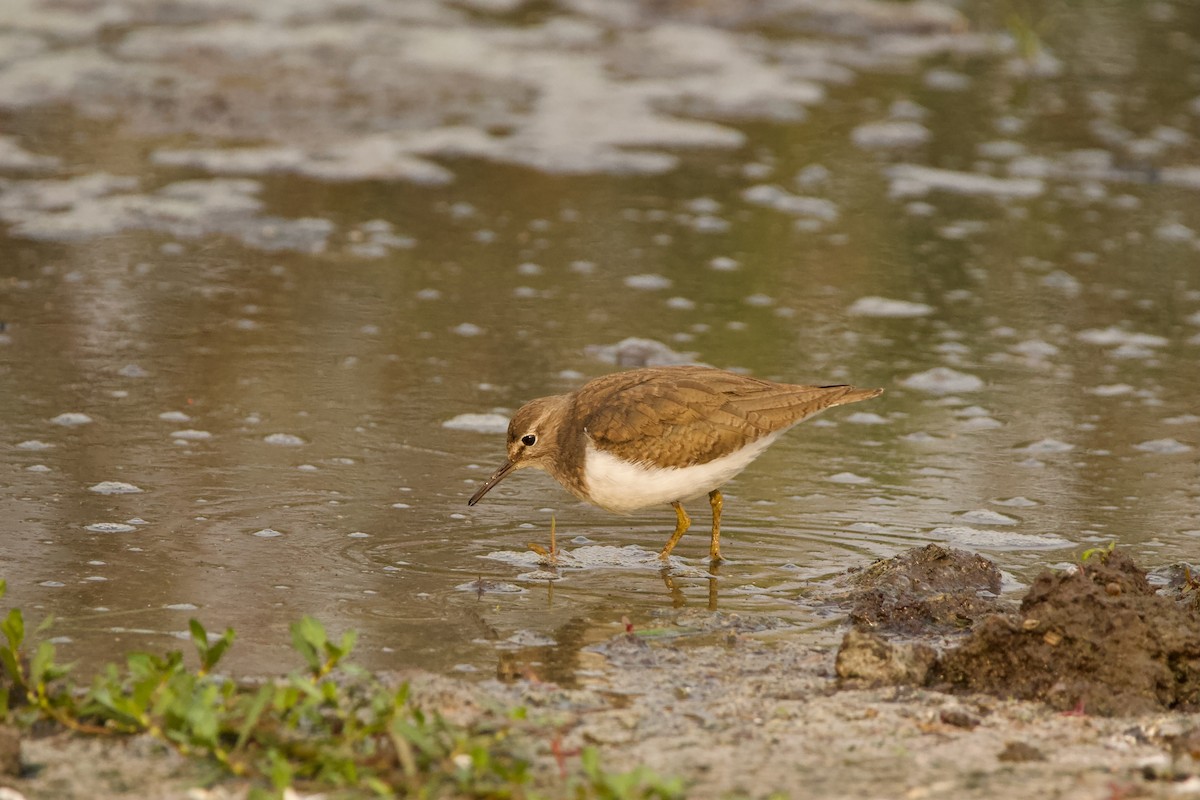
6, 548, 1200, 799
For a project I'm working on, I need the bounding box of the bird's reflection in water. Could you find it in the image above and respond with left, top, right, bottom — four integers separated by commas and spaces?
488, 564, 726, 686
659, 563, 720, 611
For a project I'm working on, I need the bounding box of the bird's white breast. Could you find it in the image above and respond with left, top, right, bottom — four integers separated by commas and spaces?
581, 431, 784, 513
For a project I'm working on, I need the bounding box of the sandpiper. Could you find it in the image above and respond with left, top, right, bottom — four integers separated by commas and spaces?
467, 365, 882, 562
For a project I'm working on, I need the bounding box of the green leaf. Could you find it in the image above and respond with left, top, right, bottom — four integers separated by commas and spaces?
191, 620, 235, 674
47, 660, 74, 683
0, 647, 20, 687
391, 718, 440, 759
205, 628, 235, 672
30, 641, 56, 686
267, 747, 294, 790
1, 608, 24, 651
336, 629, 357, 659
87, 683, 142, 728
290, 616, 326, 674
295, 616, 327, 650
235, 686, 273, 751
580, 746, 600, 778
189, 619, 208, 659
1080, 541, 1116, 562
184, 694, 220, 748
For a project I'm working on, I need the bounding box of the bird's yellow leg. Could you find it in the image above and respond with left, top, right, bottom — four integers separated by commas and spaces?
708, 489, 724, 563
526, 516, 559, 565
658, 501, 691, 560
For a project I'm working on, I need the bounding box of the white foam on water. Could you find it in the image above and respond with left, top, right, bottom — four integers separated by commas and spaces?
624, 273, 672, 290
927, 526, 1071, 551
958, 509, 1019, 525
1076, 326, 1168, 347
847, 296, 934, 318
452, 322, 484, 336
442, 413, 509, 434
170, 429, 211, 440
89, 481, 143, 495
1134, 438, 1192, 454
851, 120, 930, 150
844, 412, 888, 425
828, 472, 871, 484
85, 522, 136, 533
264, 433, 306, 446
50, 412, 92, 426
900, 367, 983, 394
886, 163, 1043, 199
991, 496, 1039, 508
1017, 438, 1074, 454
1087, 384, 1134, 396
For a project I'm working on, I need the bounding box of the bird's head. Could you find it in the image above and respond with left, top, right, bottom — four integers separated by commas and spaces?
467, 394, 568, 505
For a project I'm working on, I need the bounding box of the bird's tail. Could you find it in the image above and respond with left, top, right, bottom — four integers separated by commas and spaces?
821, 385, 884, 407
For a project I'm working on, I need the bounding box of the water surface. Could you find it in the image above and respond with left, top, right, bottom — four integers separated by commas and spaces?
0, 0, 1198, 678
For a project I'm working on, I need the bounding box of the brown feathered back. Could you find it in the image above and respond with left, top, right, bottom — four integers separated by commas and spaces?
573, 366, 882, 468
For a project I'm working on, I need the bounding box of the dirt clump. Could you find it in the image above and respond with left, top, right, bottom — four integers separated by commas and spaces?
934, 550, 1200, 716
0, 725, 20, 777
835, 628, 936, 687
840, 543, 1005, 634
997, 741, 1045, 763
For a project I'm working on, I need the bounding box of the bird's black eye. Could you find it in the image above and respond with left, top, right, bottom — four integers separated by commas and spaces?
521, 434, 537, 447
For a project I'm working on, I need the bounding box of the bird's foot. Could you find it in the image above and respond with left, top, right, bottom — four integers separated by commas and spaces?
526, 542, 558, 565
526, 516, 559, 566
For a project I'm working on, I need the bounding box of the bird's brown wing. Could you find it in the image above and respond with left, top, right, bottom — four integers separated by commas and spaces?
575, 366, 881, 468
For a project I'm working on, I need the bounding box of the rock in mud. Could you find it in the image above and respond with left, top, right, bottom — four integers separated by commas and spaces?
997, 741, 1045, 763
835, 629, 936, 687
934, 550, 1200, 716
843, 544, 1004, 634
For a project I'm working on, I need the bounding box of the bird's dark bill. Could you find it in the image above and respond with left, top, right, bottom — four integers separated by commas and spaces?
467, 459, 517, 505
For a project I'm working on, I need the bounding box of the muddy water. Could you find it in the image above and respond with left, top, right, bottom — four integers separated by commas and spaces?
1, 0, 1198, 678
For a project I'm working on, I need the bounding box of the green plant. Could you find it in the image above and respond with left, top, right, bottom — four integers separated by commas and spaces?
0, 579, 687, 798
1079, 541, 1116, 563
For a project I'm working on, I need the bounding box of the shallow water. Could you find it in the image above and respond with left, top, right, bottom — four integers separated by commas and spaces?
1, 0, 1198, 679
